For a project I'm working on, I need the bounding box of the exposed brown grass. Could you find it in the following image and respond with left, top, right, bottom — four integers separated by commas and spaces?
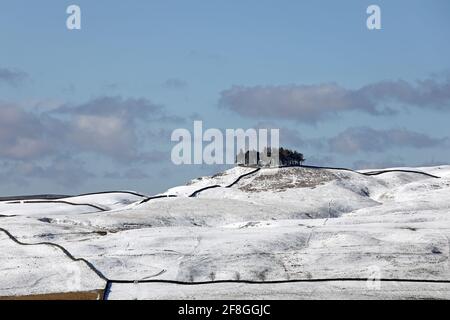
0, 290, 104, 300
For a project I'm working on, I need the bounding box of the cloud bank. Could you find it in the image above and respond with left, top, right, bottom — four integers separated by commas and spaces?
219, 76, 450, 123
0, 96, 176, 162
0, 96, 176, 187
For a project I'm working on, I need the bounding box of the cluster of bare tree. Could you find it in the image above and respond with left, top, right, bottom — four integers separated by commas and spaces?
278, 147, 305, 166
236, 147, 305, 167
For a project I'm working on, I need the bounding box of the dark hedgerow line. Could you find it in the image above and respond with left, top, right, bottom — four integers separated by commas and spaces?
0, 227, 108, 282
4, 200, 108, 212
0, 191, 147, 203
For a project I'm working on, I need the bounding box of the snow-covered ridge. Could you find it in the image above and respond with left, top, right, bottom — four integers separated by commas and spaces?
1, 165, 450, 299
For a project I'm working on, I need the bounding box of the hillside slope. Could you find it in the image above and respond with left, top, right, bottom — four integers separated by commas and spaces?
1, 165, 450, 299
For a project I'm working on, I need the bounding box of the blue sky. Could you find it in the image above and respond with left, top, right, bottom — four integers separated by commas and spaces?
1, 0, 449, 196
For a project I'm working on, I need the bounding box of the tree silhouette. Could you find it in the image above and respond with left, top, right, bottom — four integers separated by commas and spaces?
236, 147, 305, 167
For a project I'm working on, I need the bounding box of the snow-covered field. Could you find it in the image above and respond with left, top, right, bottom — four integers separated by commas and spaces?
1, 165, 450, 299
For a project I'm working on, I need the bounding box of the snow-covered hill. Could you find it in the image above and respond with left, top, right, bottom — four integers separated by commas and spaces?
1, 165, 450, 299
